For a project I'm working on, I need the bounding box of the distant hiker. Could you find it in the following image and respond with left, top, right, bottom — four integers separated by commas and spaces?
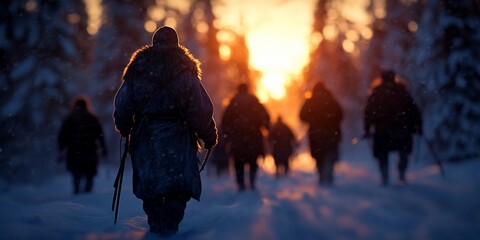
113, 26, 218, 236
222, 83, 270, 191
59, 96, 107, 194
364, 70, 422, 185
300, 82, 343, 185
268, 115, 296, 177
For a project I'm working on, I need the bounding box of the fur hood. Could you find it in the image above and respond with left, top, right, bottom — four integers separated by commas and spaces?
122, 44, 201, 83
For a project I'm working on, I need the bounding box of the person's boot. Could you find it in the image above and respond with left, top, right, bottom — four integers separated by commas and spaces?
73, 175, 81, 194
318, 174, 325, 185
238, 183, 246, 192
150, 224, 177, 237
398, 152, 408, 185
85, 176, 93, 193
378, 157, 389, 186
249, 175, 256, 190
249, 165, 257, 190
398, 171, 407, 185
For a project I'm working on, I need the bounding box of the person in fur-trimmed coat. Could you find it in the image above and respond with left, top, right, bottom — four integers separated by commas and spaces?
300, 82, 343, 185
113, 26, 217, 236
59, 96, 107, 194
221, 83, 270, 191
364, 70, 422, 185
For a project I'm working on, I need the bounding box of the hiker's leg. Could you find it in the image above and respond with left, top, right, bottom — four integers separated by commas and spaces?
85, 174, 93, 193
275, 163, 280, 178
398, 151, 409, 182
272, 153, 280, 177
314, 152, 326, 184
284, 158, 290, 176
324, 148, 338, 185
72, 172, 81, 194
377, 152, 389, 185
143, 192, 190, 236
248, 156, 258, 190
234, 159, 246, 191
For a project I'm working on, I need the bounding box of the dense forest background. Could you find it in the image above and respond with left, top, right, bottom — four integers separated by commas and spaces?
1, 0, 479, 183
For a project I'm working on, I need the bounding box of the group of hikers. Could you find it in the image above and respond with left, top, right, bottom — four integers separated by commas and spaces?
57, 26, 422, 236
217, 80, 343, 191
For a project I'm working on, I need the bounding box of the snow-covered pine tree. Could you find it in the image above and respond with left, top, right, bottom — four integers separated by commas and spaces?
91, 0, 154, 156
306, 0, 364, 140
66, 0, 94, 86
380, 0, 423, 74
0, 0, 89, 182
181, 0, 231, 121
407, 0, 480, 162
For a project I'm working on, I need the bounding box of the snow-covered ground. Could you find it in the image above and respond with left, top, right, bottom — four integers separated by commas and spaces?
1, 141, 479, 240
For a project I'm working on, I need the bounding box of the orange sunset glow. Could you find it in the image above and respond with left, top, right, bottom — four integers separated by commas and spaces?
211, 0, 373, 102
214, 0, 317, 102
211, 0, 372, 174
85, 0, 373, 104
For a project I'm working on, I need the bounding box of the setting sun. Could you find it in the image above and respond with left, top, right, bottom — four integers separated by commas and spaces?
256, 71, 288, 101
214, 0, 317, 102
247, 25, 311, 101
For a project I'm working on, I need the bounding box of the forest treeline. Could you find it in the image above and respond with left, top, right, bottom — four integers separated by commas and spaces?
1, 0, 479, 182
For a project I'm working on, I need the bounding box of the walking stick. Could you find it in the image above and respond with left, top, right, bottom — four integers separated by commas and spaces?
112, 136, 129, 224
422, 137, 446, 177
199, 148, 212, 172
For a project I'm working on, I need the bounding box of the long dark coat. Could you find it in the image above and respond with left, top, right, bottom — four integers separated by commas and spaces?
300, 85, 343, 158
269, 119, 295, 165
113, 44, 217, 201
221, 91, 270, 159
364, 82, 422, 157
59, 107, 106, 176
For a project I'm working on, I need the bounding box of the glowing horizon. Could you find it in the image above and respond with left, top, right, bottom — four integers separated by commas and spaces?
85, 0, 373, 103
214, 0, 317, 102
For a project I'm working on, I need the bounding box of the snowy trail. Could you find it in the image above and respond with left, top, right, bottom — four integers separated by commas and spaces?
1, 142, 479, 240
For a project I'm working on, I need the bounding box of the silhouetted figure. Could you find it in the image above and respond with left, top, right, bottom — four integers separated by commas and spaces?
300, 82, 343, 185
113, 26, 217, 236
222, 83, 270, 191
269, 116, 296, 177
364, 70, 422, 185
59, 96, 107, 194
